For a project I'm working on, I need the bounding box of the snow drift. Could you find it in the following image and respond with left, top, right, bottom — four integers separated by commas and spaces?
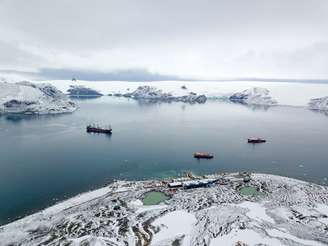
0, 82, 77, 115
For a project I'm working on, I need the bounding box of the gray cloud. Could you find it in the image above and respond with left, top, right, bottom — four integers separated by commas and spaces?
0, 68, 183, 81
0, 0, 328, 80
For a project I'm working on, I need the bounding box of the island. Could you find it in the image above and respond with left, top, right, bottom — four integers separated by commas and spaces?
0, 81, 77, 115
121, 85, 207, 104
67, 85, 103, 97
229, 87, 278, 106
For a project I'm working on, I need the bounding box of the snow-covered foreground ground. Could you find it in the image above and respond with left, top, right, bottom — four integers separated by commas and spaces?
37, 80, 328, 107
0, 173, 327, 245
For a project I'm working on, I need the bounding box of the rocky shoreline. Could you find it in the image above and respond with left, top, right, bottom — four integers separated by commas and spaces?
0, 172, 327, 245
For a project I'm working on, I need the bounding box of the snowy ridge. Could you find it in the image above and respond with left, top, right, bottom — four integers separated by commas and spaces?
0, 173, 327, 245
0, 82, 77, 115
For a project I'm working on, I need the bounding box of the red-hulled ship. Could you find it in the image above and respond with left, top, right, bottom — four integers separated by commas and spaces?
193, 152, 214, 159
86, 124, 112, 134
248, 138, 266, 143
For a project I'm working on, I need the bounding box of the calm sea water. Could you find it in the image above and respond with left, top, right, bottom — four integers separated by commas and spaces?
0, 97, 328, 225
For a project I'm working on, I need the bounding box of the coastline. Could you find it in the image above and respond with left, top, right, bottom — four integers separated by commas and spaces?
30, 80, 328, 107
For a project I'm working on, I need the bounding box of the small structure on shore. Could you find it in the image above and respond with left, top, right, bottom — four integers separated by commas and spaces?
86, 124, 112, 134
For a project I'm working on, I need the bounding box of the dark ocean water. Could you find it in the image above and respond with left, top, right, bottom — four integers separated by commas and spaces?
0, 97, 327, 225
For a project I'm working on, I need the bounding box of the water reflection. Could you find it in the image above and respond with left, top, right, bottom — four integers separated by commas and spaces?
309, 109, 328, 117
0, 113, 68, 123
69, 95, 103, 100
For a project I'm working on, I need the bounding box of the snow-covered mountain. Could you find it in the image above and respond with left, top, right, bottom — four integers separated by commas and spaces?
0, 82, 77, 114
229, 87, 277, 105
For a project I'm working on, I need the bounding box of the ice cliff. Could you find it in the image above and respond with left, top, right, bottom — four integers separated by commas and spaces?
229, 87, 277, 105
0, 82, 77, 115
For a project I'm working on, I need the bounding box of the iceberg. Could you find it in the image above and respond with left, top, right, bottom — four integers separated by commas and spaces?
0, 82, 77, 115
67, 85, 103, 97
122, 85, 207, 104
229, 87, 277, 105
308, 96, 328, 111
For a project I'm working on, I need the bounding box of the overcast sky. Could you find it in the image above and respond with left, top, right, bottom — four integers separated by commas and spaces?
0, 0, 328, 80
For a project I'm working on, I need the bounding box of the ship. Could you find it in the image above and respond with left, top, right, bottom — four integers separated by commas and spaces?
86, 124, 112, 134
193, 152, 214, 159
248, 138, 266, 143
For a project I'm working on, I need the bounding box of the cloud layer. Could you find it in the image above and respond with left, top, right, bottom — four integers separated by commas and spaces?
1, 0, 328, 80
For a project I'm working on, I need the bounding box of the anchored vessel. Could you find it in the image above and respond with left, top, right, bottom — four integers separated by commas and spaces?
193, 152, 214, 159
86, 124, 112, 134
248, 138, 266, 143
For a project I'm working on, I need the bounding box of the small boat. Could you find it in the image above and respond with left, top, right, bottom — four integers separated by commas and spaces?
248, 138, 266, 143
193, 152, 214, 159
86, 124, 112, 134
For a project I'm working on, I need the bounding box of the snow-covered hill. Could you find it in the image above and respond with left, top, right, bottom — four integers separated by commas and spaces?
0, 173, 327, 245
0, 82, 77, 114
